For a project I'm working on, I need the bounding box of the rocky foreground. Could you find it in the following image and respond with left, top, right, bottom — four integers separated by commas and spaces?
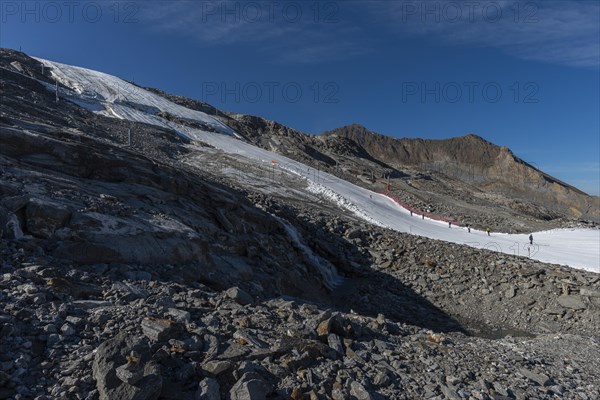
1, 164, 600, 400
1, 242, 600, 400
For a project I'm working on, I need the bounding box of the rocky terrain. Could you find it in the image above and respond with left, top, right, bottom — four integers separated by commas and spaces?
209, 118, 599, 233
1, 48, 600, 400
324, 125, 599, 226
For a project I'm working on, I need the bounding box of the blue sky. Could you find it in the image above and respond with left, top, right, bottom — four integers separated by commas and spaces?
1, 0, 599, 195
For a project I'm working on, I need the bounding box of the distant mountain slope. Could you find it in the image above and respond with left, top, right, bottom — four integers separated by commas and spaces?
125, 77, 598, 224
208, 111, 598, 225
324, 124, 598, 221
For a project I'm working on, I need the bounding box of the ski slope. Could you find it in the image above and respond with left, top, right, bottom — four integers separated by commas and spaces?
35, 57, 600, 274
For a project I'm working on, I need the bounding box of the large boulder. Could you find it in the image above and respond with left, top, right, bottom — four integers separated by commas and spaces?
25, 198, 71, 238
92, 332, 161, 400
229, 376, 271, 400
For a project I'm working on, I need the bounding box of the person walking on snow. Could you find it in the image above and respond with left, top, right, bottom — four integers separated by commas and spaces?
467, 224, 471, 233
448, 221, 451, 228
529, 234, 533, 245
486, 227, 491, 236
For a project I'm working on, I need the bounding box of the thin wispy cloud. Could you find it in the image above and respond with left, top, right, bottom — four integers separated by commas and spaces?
138, 1, 598, 67
139, 1, 369, 64
368, 0, 600, 68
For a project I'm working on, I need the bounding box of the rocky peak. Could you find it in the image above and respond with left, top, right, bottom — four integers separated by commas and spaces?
321, 124, 597, 221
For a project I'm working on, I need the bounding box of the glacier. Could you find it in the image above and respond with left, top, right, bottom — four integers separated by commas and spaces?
34, 57, 600, 273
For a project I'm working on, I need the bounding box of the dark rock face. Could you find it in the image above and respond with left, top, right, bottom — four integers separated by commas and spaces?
327, 126, 501, 168
52, 211, 210, 265
0, 207, 23, 240
197, 377, 220, 399
25, 199, 72, 239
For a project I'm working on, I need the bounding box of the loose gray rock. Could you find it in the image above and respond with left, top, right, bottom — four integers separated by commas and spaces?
116, 363, 143, 385
201, 360, 231, 376
226, 287, 253, 305
233, 329, 268, 349
505, 286, 516, 298
141, 318, 174, 342
557, 295, 587, 310
196, 378, 220, 400
61, 323, 75, 336
349, 380, 373, 400
92, 332, 159, 400
327, 333, 344, 357
166, 308, 191, 324
229, 376, 271, 400
520, 368, 552, 386
580, 288, 600, 298
439, 384, 461, 400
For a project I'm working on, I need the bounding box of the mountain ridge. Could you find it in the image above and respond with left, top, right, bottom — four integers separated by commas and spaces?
137, 76, 598, 224
126, 81, 593, 202
324, 123, 588, 194
216, 117, 598, 224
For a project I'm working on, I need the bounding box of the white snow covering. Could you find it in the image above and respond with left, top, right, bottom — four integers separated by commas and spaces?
34, 58, 235, 137
33, 57, 600, 274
